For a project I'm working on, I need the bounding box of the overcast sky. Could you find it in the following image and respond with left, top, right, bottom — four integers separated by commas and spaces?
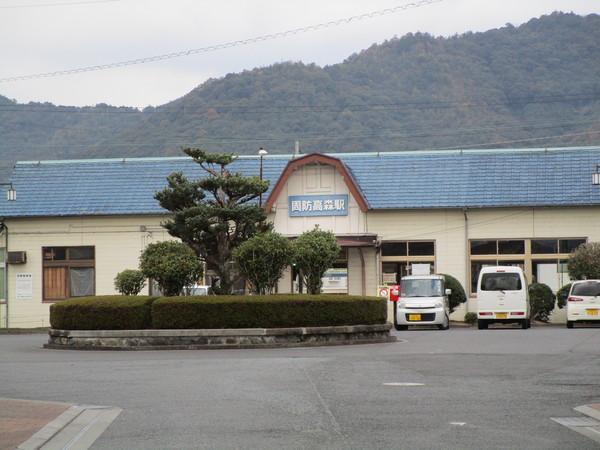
0, 0, 597, 108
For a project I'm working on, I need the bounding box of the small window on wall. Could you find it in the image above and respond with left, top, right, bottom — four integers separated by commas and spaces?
408, 241, 434, 256
381, 241, 434, 257
43, 246, 95, 301
381, 242, 407, 257
559, 239, 586, 254
531, 239, 557, 254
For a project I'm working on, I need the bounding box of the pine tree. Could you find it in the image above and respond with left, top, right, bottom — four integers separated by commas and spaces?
155, 148, 270, 294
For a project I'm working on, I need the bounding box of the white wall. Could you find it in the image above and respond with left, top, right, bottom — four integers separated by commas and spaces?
2, 215, 170, 328
271, 163, 366, 235
3, 205, 599, 327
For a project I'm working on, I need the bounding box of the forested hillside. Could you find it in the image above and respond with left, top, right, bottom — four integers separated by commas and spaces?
1, 12, 598, 181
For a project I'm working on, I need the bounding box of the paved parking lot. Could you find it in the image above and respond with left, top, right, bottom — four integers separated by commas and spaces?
1, 325, 599, 449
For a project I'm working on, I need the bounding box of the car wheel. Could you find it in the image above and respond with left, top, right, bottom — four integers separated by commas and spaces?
477, 320, 488, 330
394, 324, 408, 331
521, 319, 528, 329
438, 313, 450, 330
567, 320, 574, 329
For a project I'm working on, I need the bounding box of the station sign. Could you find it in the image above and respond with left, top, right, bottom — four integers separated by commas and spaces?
289, 194, 348, 217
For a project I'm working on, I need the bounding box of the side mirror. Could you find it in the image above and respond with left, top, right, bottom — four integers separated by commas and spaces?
445, 289, 452, 295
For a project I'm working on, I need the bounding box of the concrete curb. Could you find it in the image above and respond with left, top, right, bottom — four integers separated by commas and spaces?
45, 323, 396, 350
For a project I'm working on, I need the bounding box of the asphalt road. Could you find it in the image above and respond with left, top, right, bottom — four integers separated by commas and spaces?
1, 324, 599, 449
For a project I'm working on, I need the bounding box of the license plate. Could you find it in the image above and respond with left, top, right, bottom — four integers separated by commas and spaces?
408, 314, 421, 321
586, 309, 599, 316
496, 313, 507, 319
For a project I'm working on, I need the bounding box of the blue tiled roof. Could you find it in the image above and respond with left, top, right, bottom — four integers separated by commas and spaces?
1, 147, 600, 218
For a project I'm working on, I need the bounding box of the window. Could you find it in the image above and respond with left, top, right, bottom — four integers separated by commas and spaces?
531, 239, 557, 254
381, 242, 407, 257
43, 247, 95, 301
480, 272, 522, 291
469, 238, 586, 295
381, 241, 435, 283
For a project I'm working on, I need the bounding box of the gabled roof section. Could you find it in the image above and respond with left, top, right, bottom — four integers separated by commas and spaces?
264, 153, 369, 213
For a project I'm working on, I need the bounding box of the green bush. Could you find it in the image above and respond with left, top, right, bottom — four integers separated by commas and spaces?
114, 269, 147, 296
556, 283, 571, 309
439, 273, 467, 313
49, 296, 157, 330
464, 312, 477, 325
151, 295, 387, 329
233, 231, 293, 295
529, 283, 556, 322
139, 241, 203, 296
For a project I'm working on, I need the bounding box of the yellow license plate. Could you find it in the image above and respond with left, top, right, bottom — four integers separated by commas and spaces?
408, 314, 422, 321
496, 313, 507, 319
586, 309, 599, 316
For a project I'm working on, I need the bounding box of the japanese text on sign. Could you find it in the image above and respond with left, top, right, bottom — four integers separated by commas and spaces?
289, 195, 348, 217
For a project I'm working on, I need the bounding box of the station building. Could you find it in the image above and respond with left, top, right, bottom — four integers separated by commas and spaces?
1, 146, 599, 328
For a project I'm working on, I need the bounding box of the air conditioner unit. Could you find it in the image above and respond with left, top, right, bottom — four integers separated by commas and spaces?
6, 251, 26, 264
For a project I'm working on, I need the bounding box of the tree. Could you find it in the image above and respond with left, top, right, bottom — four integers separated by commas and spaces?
529, 283, 557, 322
439, 274, 467, 313
291, 226, 341, 295
114, 269, 146, 296
233, 231, 293, 295
567, 242, 600, 280
154, 148, 270, 294
139, 241, 204, 296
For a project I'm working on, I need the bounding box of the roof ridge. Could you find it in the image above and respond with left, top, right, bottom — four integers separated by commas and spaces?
13, 146, 600, 167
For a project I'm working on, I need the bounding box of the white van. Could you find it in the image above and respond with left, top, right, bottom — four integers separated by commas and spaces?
476, 266, 530, 329
566, 279, 600, 328
393, 275, 451, 331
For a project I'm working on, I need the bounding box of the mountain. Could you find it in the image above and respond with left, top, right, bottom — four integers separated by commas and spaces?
1, 12, 598, 181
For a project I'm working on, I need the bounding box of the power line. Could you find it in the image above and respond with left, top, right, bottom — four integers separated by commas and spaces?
7, 119, 597, 148
0, 0, 119, 8
0, 0, 443, 82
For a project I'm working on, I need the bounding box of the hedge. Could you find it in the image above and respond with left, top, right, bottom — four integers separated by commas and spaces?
49, 296, 157, 330
151, 295, 387, 329
48, 295, 387, 330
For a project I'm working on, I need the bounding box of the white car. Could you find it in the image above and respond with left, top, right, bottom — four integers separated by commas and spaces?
476, 266, 530, 329
566, 280, 600, 328
183, 284, 214, 296
393, 274, 451, 331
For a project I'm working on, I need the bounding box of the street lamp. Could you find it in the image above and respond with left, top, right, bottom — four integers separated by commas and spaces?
259, 147, 268, 207
0, 182, 16, 201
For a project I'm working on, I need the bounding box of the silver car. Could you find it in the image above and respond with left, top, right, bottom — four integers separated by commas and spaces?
394, 274, 451, 331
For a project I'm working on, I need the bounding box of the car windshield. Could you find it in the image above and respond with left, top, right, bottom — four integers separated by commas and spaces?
480, 273, 522, 291
401, 279, 442, 297
571, 282, 600, 296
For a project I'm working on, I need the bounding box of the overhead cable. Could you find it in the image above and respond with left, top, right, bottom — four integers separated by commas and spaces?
0, 0, 442, 82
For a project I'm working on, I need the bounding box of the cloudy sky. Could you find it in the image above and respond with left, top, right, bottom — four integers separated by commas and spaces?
0, 0, 597, 108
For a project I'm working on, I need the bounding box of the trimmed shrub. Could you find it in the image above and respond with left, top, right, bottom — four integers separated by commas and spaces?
291, 227, 341, 294
464, 312, 477, 325
233, 231, 293, 295
439, 273, 467, 313
114, 269, 146, 296
556, 283, 571, 309
49, 296, 157, 330
139, 241, 203, 296
529, 283, 556, 322
151, 295, 387, 329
